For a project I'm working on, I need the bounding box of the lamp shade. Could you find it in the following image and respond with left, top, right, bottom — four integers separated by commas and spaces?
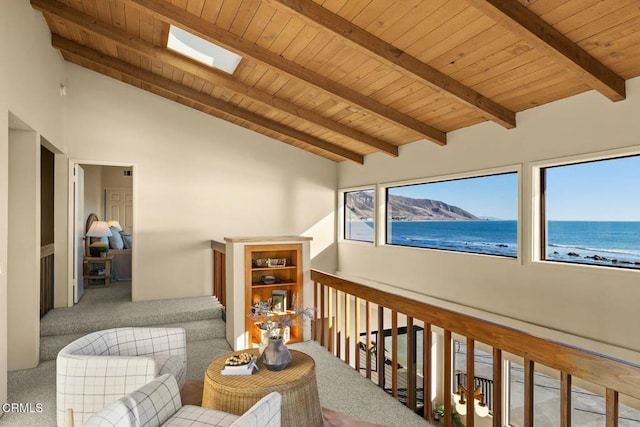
107, 220, 122, 231
86, 221, 113, 237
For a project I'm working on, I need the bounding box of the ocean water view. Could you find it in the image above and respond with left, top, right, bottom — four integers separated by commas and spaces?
384, 220, 640, 268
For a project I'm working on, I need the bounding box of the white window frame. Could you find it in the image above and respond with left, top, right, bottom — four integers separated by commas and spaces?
379, 164, 522, 261
531, 145, 640, 270
339, 185, 377, 245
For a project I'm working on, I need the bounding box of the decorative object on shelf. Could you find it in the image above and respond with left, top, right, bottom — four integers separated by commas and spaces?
267, 258, 286, 267
254, 258, 269, 267
271, 290, 287, 313
261, 335, 291, 371
452, 383, 490, 417
261, 275, 276, 284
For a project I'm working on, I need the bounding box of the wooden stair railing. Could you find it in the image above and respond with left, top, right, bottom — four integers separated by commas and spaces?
210, 240, 226, 306
40, 243, 55, 317
312, 270, 640, 427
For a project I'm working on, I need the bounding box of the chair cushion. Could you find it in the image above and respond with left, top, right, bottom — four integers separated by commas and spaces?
155, 354, 186, 388
230, 392, 282, 427
85, 374, 181, 427
162, 406, 239, 427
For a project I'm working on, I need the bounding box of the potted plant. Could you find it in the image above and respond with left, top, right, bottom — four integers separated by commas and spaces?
98, 246, 109, 258
248, 301, 315, 370
433, 404, 463, 426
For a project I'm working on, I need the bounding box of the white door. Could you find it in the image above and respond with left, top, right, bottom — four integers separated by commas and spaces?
105, 188, 133, 233
73, 164, 85, 303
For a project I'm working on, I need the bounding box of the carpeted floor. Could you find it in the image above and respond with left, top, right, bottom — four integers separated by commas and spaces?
2, 282, 431, 426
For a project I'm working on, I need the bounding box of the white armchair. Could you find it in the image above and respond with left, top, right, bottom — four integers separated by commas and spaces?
85, 374, 282, 427
57, 327, 187, 427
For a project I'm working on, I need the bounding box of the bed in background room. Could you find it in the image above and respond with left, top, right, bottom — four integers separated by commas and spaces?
85, 213, 132, 281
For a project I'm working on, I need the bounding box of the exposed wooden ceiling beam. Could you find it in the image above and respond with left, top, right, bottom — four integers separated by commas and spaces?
466, 0, 625, 101
51, 35, 364, 164
269, 0, 516, 129
31, 0, 398, 157
120, 0, 446, 146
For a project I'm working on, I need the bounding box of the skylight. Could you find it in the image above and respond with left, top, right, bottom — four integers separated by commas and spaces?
167, 25, 242, 74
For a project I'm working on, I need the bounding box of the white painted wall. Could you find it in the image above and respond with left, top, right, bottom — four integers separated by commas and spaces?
8, 130, 40, 371
83, 165, 103, 221
338, 78, 640, 357
63, 63, 338, 301
0, 0, 67, 406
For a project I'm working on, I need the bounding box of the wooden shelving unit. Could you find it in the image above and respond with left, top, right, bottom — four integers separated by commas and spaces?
245, 243, 303, 347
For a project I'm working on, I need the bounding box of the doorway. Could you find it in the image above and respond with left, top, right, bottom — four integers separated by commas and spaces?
70, 161, 135, 304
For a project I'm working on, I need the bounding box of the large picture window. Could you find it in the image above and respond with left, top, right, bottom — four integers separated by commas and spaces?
542, 154, 640, 269
344, 189, 375, 243
386, 172, 518, 257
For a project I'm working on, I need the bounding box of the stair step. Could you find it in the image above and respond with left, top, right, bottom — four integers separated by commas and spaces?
40, 296, 223, 337
40, 318, 227, 362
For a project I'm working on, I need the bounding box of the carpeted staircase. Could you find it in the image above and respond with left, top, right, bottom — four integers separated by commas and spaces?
39, 281, 229, 365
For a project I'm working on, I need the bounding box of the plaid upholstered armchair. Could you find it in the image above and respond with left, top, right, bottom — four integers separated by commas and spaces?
56, 327, 187, 427
85, 374, 282, 427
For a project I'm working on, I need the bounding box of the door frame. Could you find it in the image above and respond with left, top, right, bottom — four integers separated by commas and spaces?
67, 159, 137, 306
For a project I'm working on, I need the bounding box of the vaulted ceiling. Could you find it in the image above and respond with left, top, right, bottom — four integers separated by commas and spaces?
32, 0, 640, 163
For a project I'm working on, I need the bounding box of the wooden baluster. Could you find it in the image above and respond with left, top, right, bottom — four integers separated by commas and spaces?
345, 292, 351, 365
355, 297, 361, 372
313, 281, 318, 342
560, 372, 571, 427
320, 283, 325, 347
466, 337, 475, 427
424, 322, 432, 422
606, 389, 619, 427
327, 288, 335, 353
492, 348, 502, 427
444, 330, 452, 427
524, 359, 534, 427
336, 289, 341, 359
378, 305, 385, 388
366, 301, 372, 379
407, 316, 416, 411
391, 311, 398, 398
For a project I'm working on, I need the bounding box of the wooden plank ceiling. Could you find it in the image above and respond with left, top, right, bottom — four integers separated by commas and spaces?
32, 0, 640, 163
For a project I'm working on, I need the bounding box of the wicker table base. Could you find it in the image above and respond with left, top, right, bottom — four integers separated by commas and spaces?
203, 348, 323, 427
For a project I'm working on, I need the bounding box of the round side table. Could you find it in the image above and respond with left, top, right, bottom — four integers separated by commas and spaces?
202, 348, 323, 427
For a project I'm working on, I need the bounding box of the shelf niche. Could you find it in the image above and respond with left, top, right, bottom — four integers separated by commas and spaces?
223, 236, 312, 351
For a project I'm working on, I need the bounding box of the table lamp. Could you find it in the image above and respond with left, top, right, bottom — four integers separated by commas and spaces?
87, 221, 112, 257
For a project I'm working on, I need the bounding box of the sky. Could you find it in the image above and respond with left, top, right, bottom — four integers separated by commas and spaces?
387, 155, 640, 221
389, 172, 518, 220
545, 155, 640, 221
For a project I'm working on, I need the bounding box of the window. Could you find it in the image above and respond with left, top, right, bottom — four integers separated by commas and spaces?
386, 172, 518, 257
542, 155, 640, 269
167, 25, 242, 74
344, 189, 375, 243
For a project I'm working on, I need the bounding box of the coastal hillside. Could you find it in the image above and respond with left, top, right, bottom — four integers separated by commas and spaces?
347, 192, 478, 221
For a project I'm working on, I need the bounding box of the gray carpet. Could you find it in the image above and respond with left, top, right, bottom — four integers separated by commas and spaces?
3, 341, 430, 427
2, 281, 431, 426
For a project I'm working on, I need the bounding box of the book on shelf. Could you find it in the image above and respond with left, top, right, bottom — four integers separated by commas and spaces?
221, 359, 258, 376
271, 289, 288, 313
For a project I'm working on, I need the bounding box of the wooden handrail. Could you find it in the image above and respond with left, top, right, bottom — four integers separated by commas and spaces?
312, 270, 640, 400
